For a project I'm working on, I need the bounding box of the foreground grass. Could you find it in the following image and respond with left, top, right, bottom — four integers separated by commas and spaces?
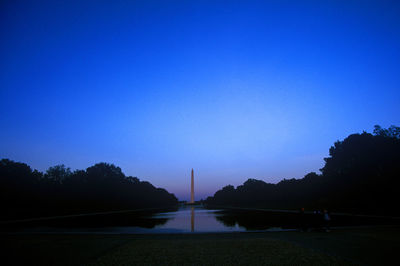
90, 237, 347, 265
3, 226, 399, 265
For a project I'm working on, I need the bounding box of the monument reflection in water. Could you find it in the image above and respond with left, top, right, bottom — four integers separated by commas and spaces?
150, 205, 244, 233
151, 168, 240, 233
191, 207, 194, 232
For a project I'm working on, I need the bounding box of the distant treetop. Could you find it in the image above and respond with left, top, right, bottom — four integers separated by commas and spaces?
373, 125, 400, 139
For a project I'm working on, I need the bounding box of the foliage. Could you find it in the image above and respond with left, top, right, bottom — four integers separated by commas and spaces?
206, 125, 400, 214
373, 124, 400, 138
0, 161, 178, 219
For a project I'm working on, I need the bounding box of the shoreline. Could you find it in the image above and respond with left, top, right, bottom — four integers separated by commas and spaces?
1, 224, 399, 235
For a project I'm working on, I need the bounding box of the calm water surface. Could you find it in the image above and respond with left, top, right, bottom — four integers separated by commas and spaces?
12, 205, 282, 234
6, 205, 393, 234
82, 206, 249, 234
148, 205, 246, 233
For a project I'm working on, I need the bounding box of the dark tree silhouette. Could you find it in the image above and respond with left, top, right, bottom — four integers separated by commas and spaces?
320, 125, 400, 213
0, 160, 178, 220
373, 125, 400, 138
206, 125, 400, 215
45, 164, 72, 184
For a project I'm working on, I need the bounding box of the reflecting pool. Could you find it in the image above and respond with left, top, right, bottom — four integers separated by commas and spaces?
149, 205, 246, 233
3, 205, 397, 234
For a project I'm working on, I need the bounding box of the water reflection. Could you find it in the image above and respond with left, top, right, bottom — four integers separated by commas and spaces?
3, 210, 171, 229
3, 206, 273, 233
214, 210, 298, 230
2, 206, 394, 234
191, 207, 194, 232
151, 205, 244, 233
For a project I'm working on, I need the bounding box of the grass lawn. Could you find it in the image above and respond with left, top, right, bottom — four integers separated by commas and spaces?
2, 226, 399, 265
89, 237, 346, 265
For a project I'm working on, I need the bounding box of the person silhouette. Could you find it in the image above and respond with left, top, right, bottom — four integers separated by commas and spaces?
323, 209, 331, 232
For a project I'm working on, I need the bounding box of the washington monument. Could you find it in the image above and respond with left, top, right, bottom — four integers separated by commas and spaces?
190, 168, 194, 203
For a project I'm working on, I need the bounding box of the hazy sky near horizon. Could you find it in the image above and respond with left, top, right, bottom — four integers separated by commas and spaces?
1, 0, 400, 200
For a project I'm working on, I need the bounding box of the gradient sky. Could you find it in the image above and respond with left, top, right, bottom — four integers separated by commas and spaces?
1, 0, 400, 200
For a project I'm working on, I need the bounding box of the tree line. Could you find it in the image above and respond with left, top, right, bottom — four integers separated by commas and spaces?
205, 125, 400, 215
0, 161, 178, 220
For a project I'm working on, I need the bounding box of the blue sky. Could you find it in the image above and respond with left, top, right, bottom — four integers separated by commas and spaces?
1, 0, 400, 200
